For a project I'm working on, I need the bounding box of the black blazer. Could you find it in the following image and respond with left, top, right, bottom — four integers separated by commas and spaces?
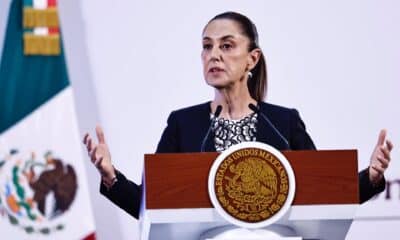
100, 101, 385, 219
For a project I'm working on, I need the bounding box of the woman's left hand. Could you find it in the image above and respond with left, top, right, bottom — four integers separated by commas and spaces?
369, 129, 394, 185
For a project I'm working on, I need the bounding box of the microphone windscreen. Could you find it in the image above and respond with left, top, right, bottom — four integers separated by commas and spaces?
248, 103, 259, 113
214, 105, 223, 118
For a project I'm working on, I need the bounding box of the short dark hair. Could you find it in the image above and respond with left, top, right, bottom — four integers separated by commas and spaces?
208, 11, 267, 102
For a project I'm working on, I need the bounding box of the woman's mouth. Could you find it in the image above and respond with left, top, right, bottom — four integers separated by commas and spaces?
208, 67, 225, 73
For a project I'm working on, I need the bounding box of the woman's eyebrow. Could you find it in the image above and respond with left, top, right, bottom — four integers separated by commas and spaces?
203, 35, 236, 41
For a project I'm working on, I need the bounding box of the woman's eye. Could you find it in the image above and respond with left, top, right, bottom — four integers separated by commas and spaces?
221, 44, 232, 50
203, 44, 212, 50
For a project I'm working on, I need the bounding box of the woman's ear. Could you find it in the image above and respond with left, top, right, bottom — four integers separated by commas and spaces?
247, 48, 262, 71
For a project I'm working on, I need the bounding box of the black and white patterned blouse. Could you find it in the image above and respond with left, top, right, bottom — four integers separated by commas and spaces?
211, 113, 258, 152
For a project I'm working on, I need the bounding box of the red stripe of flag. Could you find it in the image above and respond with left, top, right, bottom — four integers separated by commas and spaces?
83, 232, 96, 240
48, 0, 58, 34
48, 0, 57, 7
48, 28, 59, 34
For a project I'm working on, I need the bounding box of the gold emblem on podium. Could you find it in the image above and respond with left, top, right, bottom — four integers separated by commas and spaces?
209, 142, 295, 228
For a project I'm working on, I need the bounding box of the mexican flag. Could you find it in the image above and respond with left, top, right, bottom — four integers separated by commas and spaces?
0, 0, 96, 239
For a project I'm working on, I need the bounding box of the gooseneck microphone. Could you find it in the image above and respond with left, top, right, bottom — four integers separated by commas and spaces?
200, 105, 223, 152
248, 103, 291, 150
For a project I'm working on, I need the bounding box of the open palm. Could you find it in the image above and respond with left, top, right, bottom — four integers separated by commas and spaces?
369, 129, 393, 184
83, 126, 115, 179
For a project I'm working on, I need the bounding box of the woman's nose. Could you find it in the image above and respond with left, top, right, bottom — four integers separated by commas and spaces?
209, 46, 221, 62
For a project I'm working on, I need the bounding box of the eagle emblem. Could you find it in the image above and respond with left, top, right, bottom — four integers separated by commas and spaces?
225, 157, 278, 213
209, 142, 295, 228
0, 149, 77, 235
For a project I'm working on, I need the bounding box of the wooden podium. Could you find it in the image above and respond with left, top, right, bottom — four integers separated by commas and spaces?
140, 150, 359, 240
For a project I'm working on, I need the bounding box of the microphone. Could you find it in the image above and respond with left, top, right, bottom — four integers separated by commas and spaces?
248, 103, 291, 150
200, 105, 223, 152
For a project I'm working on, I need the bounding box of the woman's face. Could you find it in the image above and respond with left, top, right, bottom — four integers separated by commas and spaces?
202, 19, 258, 89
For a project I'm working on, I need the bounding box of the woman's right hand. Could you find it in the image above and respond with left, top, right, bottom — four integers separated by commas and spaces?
83, 126, 115, 181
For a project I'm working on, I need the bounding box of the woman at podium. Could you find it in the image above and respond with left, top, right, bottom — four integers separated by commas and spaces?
83, 12, 393, 219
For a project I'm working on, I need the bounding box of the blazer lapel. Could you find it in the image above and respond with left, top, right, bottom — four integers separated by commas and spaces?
256, 103, 288, 151
204, 130, 216, 152
201, 101, 216, 152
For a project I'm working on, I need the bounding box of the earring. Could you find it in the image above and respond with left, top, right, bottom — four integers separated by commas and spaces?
248, 71, 253, 78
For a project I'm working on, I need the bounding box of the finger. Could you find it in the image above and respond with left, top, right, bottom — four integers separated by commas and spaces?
85, 136, 91, 150
87, 138, 93, 152
83, 133, 89, 144
94, 156, 103, 168
386, 139, 394, 152
371, 164, 385, 175
376, 129, 386, 146
84, 135, 91, 148
377, 155, 390, 169
96, 125, 106, 144
380, 146, 391, 161
90, 146, 97, 162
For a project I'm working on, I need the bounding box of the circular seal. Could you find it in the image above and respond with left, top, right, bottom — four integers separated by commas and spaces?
0, 149, 77, 235
208, 142, 295, 228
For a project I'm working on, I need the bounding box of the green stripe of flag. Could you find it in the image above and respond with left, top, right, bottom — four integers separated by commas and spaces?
0, 0, 69, 134
23, 0, 33, 7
